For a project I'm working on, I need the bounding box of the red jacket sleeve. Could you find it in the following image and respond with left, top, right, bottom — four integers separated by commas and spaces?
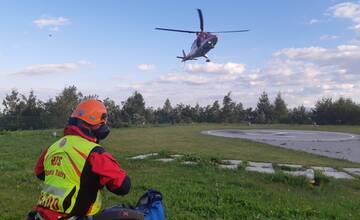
88, 151, 128, 192
34, 148, 48, 180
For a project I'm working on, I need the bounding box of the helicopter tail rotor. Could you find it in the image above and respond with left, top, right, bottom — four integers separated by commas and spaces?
182, 50, 186, 57
176, 50, 188, 61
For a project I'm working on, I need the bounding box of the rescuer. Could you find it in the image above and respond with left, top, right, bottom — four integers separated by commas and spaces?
28, 99, 131, 220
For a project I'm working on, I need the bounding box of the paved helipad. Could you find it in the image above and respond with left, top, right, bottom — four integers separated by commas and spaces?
202, 129, 360, 163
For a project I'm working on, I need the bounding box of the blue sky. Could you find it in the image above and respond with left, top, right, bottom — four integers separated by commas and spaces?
0, 0, 359, 108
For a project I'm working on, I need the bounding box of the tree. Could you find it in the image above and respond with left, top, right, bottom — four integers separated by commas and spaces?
163, 99, 172, 113
45, 86, 83, 128
83, 94, 99, 100
221, 92, 236, 123
1, 90, 45, 130
289, 105, 311, 124
1, 89, 26, 130
313, 97, 360, 125
2, 89, 24, 115
2, 87, 360, 129
122, 91, 146, 125
103, 98, 123, 128
144, 107, 156, 124
172, 103, 184, 123
192, 104, 201, 123
234, 103, 245, 122
201, 105, 212, 122
256, 92, 273, 123
179, 104, 194, 123
20, 90, 45, 129
158, 98, 174, 123
208, 100, 221, 122
244, 107, 256, 123
332, 97, 360, 125
273, 92, 288, 123
198, 105, 208, 122
312, 98, 334, 124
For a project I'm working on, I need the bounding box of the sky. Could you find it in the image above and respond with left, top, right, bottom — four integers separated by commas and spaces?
0, 0, 360, 108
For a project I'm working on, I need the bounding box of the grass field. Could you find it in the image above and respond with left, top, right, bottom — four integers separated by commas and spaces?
0, 123, 360, 220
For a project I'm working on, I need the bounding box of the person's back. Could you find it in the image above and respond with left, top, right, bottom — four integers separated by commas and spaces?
28, 99, 131, 220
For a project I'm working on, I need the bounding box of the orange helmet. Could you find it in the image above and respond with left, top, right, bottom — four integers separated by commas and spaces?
71, 99, 108, 125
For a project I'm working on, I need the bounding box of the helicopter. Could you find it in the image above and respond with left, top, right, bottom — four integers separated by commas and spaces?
155, 9, 249, 62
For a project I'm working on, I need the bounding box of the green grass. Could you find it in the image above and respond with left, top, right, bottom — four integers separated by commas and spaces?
0, 124, 360, 220
106, 123, 360, 168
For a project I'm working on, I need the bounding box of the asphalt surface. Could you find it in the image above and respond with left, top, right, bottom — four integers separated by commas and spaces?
202, 129, 360, 163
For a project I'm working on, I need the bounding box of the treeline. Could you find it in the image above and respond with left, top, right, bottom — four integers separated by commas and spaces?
1, 86, 360, 130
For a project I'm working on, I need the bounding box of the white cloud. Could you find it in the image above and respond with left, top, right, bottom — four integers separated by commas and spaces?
309, 19, 320, 24
159, 73, 211, 85
328, 2, 360, 34
185, 62, 245, 75
320, 35, 339, 40
137, 64, 154, 71
156, 61, 247, 87
50, 26, 60, 32
274, 45, 360, 61
151, 43, 360, 107
329, 2, 360, 18
248, 73, 258, 80
33, 16, 70, 31
12, 60, 90, 76
253, 42, 360, 107
274, 47, 328, 60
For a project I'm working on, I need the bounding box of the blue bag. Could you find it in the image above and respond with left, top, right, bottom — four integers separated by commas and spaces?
135, 189, 166, 220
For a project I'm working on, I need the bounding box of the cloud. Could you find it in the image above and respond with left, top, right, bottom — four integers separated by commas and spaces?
328, 2, 360, 34
33, 16, 70, 31
320, 35, 339, 40
151, 53, 357, 108
156, 62, 247, 86
329, 2, 360, 18
253, 42, 360, 107
185, 62, 245, 75
159, 73, 211, 85
50, 26, 60, 32
137, 64, 154, 71
274, 45, 360, 62
309, 19, 320, 24
274, 47, 328, 59
12, 60, 90, 76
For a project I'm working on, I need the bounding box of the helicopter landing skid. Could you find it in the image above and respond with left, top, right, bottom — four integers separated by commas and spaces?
203, 55, 211, 62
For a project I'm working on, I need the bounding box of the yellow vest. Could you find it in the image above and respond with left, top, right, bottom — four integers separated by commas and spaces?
38, 135, 102, 216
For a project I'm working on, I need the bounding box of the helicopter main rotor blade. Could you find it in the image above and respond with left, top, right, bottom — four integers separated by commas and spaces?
209, 30, 250, 33
197, 9, 204, 32
155, 28, 197, 34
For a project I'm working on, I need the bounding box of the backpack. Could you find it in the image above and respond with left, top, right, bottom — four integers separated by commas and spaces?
94, 204, 144, 220
135, 189, 166, 220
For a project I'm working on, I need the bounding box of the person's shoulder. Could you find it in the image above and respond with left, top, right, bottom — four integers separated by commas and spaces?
91, 146, 106, 154
88, 146, 121, 166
